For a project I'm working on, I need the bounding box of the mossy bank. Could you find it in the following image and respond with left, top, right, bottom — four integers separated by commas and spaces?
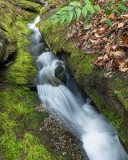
0, 0, 64, 159
39, 4, 128, 149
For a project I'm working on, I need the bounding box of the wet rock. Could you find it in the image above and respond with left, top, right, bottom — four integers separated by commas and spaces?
39, 115, 87, 160
55, 65, 67, 84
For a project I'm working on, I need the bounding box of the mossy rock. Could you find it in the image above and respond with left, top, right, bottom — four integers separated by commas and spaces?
14, 0, 41, 12
0, 1, 64, 159
39, 5, 128, 149
0, 0, 42, 64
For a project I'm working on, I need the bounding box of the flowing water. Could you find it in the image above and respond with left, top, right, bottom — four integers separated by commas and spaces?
28, 16, 128, 160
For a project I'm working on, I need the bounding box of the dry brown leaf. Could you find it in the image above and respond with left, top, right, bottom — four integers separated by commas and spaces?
97, 56, 103, 60
118, 61, 126, 68
121, 15, 128, 18
108, 13, 115, 20
122, 34, 128, 44
103, 54, 108, 60
98, 28, 105, 33
118, 22, 124, 28
119, 67, 128, 72
94, 33, 102, 38
112, 45, 117, 50
66, 1, 128, 73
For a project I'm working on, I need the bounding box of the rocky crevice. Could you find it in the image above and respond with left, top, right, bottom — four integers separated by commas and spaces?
38, 4, 128, 149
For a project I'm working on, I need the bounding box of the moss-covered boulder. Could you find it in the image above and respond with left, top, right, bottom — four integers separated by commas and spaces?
39, 6, 128, 149
0, 1, 64, 159
0, 0, 17, 64
14, 0, 41, 12
0, 0, 41, 64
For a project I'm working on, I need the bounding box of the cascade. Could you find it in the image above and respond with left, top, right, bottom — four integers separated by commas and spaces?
28, 16, 128, 160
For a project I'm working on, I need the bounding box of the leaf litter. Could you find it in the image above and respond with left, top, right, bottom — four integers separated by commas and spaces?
66, 1, 128, 73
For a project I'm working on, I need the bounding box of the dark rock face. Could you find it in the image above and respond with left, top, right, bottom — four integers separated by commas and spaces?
0, 31, 7, 63
0, 30, 16, 64
55, 65, 67, 84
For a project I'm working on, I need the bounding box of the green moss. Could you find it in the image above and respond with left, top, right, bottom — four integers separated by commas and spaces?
84, 85, 128, 147
22, 133, 52, 160
0, 1, 64, 159
0, 83, 59, 160
14, 0, 41, 12
0, 86, 64, 159
111, 75, 128, 110
5, 18, 36, 86
39, 5, 128, 149
5, 50, 36, 86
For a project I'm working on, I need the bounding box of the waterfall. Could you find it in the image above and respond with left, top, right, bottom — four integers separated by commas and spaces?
28, 16, 128, 160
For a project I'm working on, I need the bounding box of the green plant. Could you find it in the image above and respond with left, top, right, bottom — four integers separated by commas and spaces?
104, 0, 128, 26
51, 0, 100, 25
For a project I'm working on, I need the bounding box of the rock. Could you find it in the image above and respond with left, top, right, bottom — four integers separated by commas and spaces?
0, 31, 7, 63
29, 0, 47, 5
55, 65, 67, 84
41, 116, 86, 159
0, 30, 16, 64
39, 5, 128, 149
0, 0, 42, 64
15, 0, 41, 12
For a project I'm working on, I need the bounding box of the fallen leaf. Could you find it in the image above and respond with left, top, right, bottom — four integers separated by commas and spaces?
118, 61, 125, 68
94, 33, 102, 38
103, 54, 108, 60
121, 14, 128, 18
119, 67, 128, 72
108, 13, 115, 20
97, 56, 103, 60
118, 22, 124, 28
98, 28, 105, 33
112, 45, 117, 50
122, 34, 128, 44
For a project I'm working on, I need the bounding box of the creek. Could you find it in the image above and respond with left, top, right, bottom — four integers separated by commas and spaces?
27, 16, 128, 160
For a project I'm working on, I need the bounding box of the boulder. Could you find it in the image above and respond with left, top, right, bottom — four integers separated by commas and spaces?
55, 65, 67, 84
39, 5, 128, 148
0, 0, 42, 64
15, 0, 41, 12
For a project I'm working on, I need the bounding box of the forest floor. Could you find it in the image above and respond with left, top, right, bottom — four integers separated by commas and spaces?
48, 0, 128, 73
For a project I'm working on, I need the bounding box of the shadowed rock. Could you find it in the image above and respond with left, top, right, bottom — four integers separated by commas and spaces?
0, 31, 7, 63
55, 65, 67, 84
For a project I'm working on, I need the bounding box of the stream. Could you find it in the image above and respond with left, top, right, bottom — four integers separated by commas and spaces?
27, 16, 128, 160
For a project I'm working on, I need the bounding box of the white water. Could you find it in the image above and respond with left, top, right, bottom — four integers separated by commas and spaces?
28, 16, 128, 160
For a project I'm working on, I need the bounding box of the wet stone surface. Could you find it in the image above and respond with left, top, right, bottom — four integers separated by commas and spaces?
36, 105, 87, 160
